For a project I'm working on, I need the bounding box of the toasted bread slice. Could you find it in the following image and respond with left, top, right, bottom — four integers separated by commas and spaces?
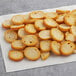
22, 35, 38, 46
24, 47, 40, 61
40, 40, 51, 52
56, 14, 66, 23
70, 25, 76, 36
64, 13, 75, 26
35, 20, 46, 31
38, 30, 51, 40
51, 41, 61, 55
65, 32, 75, 42
30, 11, 45, 19
23, 14, 39, 24
11, 15, 24, 25
41, 52, 50, 60
24, 24, 37, 34
2, 20, 13, 28
60, 41, 75, 55
44, 12, 58, 19
10, 24, 24, 30
50, 28, 64, 41
44, 18, 58, 28
8, 50, 24, 61
56, 10, 70, 14
58, 24, 70, 32
4, 30, 18, 43
11, 40, 26, 50
18, 28, 27, 38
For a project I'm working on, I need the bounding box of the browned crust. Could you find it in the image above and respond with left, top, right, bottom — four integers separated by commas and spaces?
4, 30, 18, 43
50, 41, 61, 55
24, 24, 37, 34
11, 15, 24, 25
40, 52, 50, 60
58, 25, 70, 32
70, 26, 76, 37
24, 18, 39, 24
50, 28, 64, 42
29, 11, 45, 19
24, 47, 40, 61
38, 30, 51, 40
65, 32, 76, 42
2, 20, 13, 29
43, 19, 58, 28
64, 14, 75, 26
44, 12, 58, 20
64, 15, 72, 26
22, 35, 38, 46
34, 20, 46, 31
2, 24, 10, 29
40, 40, 51, 52
56, 10, 70, 14
60, 41, 75, 56
8, 50, 24, 61
56, 14, 65, 23
11, 40, 26, 50
18, 28, 27, 38
10, 24, 24, 30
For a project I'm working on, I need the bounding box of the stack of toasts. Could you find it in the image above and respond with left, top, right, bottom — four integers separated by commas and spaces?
2, 9, 76, 61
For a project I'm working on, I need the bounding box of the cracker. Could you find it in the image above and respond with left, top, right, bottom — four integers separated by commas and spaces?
4, 30, 18, 43
24, 47, 40, 61
8, 50, 24, 61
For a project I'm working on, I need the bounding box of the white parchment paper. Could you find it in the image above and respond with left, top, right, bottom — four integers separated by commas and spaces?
0, 5, 76, 72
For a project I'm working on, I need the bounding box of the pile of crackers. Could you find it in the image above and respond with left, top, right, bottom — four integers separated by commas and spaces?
2, 10, 76, 61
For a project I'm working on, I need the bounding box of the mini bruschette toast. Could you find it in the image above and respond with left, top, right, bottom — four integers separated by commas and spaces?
51, 41, 61, 55
58, 24, 70, 32
56, 14, 66, 23
38, 30, 51, 40
50, 28, 64, 42
56, 10, 70, 14
41, 52, 50, 60
2, 20, 13, 28
24, 24, 37, 34
11, 40, 26, 50
10, 24, 25, 30
60, 41, 75, 56
70, 25, 76, 37
44, 12, 58, 19
11, 15, 24, 25
8, 50, 24, 61
4, 30, 18, 43
44, 18, 58, 28
40, 40, 51, 52
23, 14, 39, 24
35, 20, 46, 31
22, 35, 38, 46
30, 11, 45, 19
18, 28, 27, 38
64, 13, 75, 26
65, 32, 75, 42
24, 47, 40, 61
